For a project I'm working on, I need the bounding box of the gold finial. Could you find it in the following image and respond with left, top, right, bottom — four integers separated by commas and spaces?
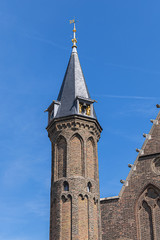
69, 18, 77, 48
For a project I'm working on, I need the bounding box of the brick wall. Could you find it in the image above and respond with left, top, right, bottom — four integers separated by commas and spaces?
78, 195, 89, 240
62, 196, 72, 240
93, 200, 98, 240
101, 156, 160, 240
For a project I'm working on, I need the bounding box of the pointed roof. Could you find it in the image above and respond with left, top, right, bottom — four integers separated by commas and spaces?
55, 48, 97, 119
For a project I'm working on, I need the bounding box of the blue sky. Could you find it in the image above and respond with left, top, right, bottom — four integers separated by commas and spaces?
0, 0, 160, 239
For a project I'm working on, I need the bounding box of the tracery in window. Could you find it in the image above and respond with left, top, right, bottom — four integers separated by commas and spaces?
137, 185, 160, 240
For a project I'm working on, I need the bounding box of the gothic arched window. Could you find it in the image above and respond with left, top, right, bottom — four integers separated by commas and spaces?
137, 185, 160, 240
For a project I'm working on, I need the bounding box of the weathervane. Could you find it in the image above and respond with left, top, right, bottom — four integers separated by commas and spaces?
69, 18, 77, 48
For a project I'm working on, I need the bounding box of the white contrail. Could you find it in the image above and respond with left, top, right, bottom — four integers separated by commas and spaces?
93, 94, 156, 100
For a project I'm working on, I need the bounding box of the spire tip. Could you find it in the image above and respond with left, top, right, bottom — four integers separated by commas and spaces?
70, 18, 78, 49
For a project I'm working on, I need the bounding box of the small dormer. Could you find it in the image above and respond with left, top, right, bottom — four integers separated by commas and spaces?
45, 100, 60, 124
76, 96, 95, 118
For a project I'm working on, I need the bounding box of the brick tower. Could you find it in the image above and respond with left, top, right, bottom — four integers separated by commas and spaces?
46, 21, 102, 240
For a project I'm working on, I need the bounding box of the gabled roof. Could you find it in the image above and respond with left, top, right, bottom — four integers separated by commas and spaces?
119, 110, 160, 197
55, 48, 97, 119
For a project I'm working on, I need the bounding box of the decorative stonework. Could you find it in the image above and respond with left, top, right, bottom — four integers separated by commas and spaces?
152, 157, 160, 175
47, 115, 102, 141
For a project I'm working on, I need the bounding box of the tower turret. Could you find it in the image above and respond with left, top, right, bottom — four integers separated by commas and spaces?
46, 21, 102, 240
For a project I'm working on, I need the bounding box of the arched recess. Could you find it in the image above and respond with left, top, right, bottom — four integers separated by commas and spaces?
61, 195, 72, 240
70, 133, 83, 176
93, 199, 98, 240
51, 199, 57, 240
51, 143, 55, 182
137, 184, 160, 240
86, 137, 96, 179
56, 136, 67, 179
78, 195, 89, 240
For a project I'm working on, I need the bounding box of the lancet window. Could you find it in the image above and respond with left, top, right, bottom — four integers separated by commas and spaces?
137, 185, 160, 240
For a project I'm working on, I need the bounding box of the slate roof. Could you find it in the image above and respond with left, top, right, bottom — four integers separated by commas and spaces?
55, 48, 97, 119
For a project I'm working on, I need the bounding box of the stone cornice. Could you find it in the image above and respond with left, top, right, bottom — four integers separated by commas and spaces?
46, 115, 102, 141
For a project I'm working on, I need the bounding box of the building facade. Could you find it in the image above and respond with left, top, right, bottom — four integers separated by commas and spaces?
101, 110, 160, 239
46, 23, 160, 240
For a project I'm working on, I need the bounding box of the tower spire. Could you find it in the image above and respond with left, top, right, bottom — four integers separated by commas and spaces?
46, 19, 98, 121
46, 22, 102, 240
70, 19, 77, 50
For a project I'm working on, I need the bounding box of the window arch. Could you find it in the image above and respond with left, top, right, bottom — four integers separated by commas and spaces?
61, 195, 72, 240
51, 198, 57, 240
78, 195, 89, 240
137, 184, 160, 240
93, 199, 98, 240
70, 133, 84, 176
56, 136, 67, 179
86, 137, 96, 179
